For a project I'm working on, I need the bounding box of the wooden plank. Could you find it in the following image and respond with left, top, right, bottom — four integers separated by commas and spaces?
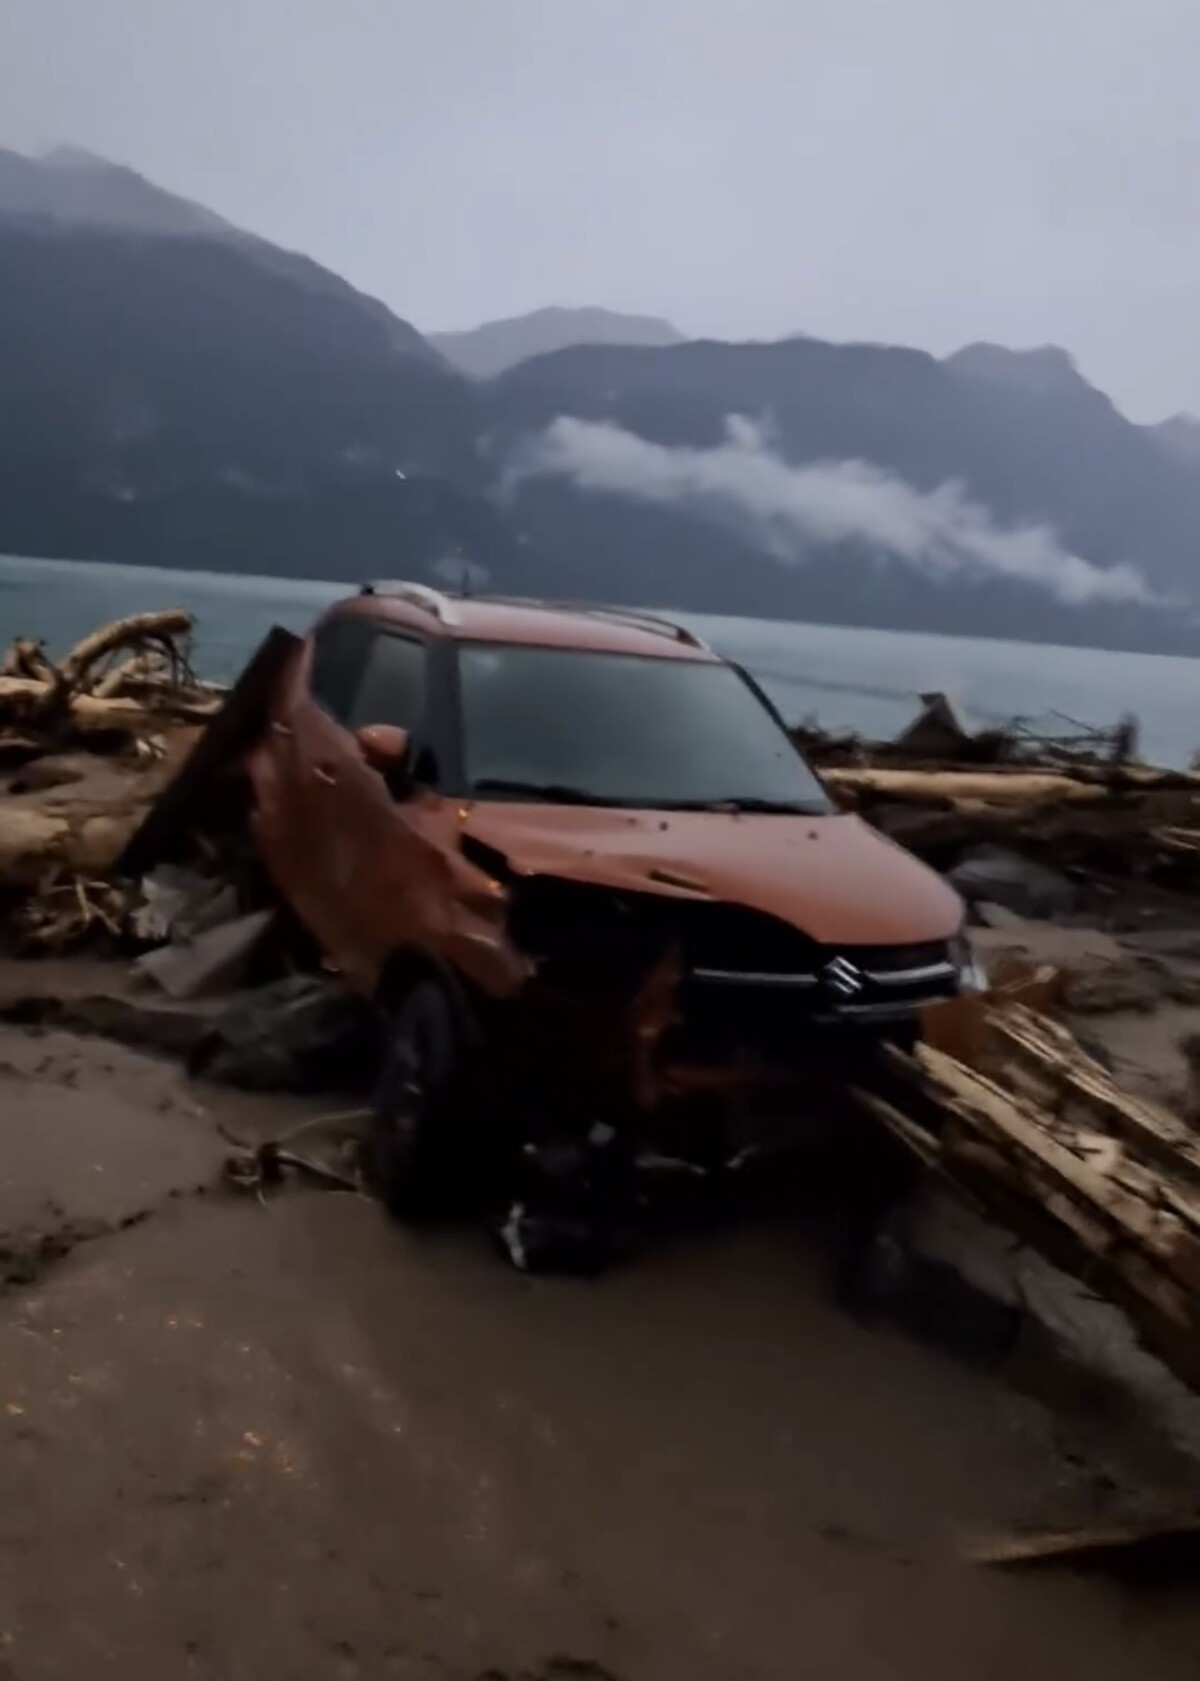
920, 1047, 1157, 1223
916, 1048, 1200, 1293
993, 1013, 1200, 1186
860, 1096, 1200, 1379
861, 1018, 1200, 1382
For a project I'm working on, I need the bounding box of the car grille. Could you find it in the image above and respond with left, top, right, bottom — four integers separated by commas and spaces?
679, 903, 822, 976
686, 930, 958, 1023
841, 940, 951, 975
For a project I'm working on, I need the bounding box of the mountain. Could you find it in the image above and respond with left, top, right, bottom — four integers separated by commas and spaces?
943, 342, 1099, 403
0, 145, 238, 237
0, 211, 541, 585
429, 306, 685, 378
1149, 413, 1200, 468
2, 149, 1199, 654
0, 145, 440, 362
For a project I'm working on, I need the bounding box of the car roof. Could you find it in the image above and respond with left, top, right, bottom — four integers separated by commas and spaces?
326, 585, 721, 662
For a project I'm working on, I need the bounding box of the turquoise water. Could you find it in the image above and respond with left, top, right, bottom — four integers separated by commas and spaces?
2, 552, 1197, 767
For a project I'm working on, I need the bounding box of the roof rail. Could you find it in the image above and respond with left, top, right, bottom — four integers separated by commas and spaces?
476, 594, 710, 653
359, 580, 459, 625
582, 606, 711, 653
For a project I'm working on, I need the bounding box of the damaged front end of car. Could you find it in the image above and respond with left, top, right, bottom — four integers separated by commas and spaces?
454, 834, 976, 1146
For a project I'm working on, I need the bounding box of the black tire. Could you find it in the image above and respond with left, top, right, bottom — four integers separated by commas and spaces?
367, 977, 469, 1220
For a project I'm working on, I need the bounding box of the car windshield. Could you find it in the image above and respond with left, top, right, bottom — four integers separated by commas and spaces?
457, 643, 831, 812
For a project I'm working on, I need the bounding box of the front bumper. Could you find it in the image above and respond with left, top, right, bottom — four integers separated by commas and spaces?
636, 943, 976, 1108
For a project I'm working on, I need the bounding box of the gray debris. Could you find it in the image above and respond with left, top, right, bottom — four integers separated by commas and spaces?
948, 845, 1077, 920
852, 1182, 1200, 1464
893, 691, 973, 759
132, 864, 236, 946
974, 901, 1030, 932
493, 1124, 634, 1276
135, 908, 276, 1000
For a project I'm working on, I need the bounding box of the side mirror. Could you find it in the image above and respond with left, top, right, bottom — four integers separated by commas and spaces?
356, 723, 411, 789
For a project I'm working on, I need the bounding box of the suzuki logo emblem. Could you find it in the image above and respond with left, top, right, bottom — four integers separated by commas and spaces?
823, 957, 865, 999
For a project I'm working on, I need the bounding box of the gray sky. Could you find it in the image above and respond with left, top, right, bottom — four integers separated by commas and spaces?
4, 0, 1199, 421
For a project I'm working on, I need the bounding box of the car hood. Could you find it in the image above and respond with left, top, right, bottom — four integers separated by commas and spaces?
461, 804, 962, 947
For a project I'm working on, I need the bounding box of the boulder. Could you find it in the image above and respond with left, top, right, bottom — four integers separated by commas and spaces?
948, 845, 1077, 919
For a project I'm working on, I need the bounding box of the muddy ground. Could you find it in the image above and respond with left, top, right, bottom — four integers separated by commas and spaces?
3, 944, 1200, 1681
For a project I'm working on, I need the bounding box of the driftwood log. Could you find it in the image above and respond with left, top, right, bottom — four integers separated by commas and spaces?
826, 767, 1085, 804
0, 677, 156, 732
823, 758, 1200, 891
0, 638, 54, 682
54, 609, 194, 699
0, 733, 202, 891
0, 611, 220, 742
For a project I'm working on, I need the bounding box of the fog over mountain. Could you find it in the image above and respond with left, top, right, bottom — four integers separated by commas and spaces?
511, 414, 1150, 607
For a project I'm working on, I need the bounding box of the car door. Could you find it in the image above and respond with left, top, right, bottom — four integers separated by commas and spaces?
293, 621, 434, 991
251, 614, 375, 964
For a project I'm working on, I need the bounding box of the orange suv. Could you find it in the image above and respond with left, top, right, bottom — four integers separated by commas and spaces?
246, 582, 970, 1214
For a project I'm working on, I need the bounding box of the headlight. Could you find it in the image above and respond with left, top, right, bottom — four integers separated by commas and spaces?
950, 929, 988, 994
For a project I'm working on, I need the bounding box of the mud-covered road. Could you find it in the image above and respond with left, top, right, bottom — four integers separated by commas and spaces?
1, 1022, 1199, 1681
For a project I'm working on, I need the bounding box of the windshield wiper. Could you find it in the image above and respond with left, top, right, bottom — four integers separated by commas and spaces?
676, 797, 829, 814
473, 781, 827, 813
472, 778, 623, 807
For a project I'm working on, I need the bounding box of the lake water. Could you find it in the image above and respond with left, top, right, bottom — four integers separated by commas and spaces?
2, 552, 1197, 767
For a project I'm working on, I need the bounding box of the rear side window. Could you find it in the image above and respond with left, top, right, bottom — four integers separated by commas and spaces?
347, 632, 427, 733
310, 617, 373, 722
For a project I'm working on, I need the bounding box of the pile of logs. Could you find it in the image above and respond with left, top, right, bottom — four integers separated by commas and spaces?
796, 693, 1200, 888
0, 610, 222, 751
0, 612, 220, 917
796, 692, 1141, 773
823, 761, 1200, 890
792, 683, 1200, 899
858, 993, 1200, 1392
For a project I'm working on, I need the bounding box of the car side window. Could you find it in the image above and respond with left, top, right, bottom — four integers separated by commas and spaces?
310, 617, 373, 723
347, 631, 428, 734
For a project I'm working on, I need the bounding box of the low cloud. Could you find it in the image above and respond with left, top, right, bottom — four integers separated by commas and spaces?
511, 415, 1150, 607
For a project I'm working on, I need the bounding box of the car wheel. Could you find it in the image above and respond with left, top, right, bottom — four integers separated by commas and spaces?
367, 977, 469, 1220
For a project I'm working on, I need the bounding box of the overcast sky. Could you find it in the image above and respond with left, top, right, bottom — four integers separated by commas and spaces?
4, 0, 1198, 421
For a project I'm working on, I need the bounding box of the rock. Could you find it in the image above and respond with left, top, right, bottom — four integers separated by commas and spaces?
948, 845, 1077, 919
1123, 927, 1200, 962
974, 901, 1029, 931
864, 1183, 1200, 1459
1066, 957, 1166, 1016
